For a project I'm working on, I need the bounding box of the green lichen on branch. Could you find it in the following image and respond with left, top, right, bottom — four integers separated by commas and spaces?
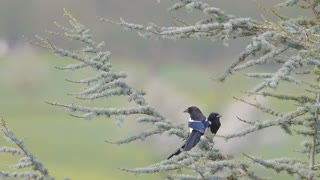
121, 139, 259, 179
244, 153, 318, 179
99, 0, 320, 178
0, 118, 56, 180
26, 9, 187, 145
22, 0, 320, 179
103, 0, 320, 92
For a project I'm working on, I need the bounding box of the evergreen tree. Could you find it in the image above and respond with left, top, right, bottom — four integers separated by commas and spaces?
2, 0, 320, 179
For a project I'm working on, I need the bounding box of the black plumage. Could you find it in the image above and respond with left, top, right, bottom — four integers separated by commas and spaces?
183, 129, 203, 151
207, 112, 221, 134
167, 145, 184, 159
167, 106, 222, 159
184, 106, 206, 121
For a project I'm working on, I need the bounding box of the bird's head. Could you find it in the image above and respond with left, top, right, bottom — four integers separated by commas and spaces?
208, 112, 222, 120
184, 106, 207, 121
184, 106, 201, 114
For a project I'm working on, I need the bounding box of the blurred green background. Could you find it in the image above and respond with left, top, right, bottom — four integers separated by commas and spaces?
0, 0, 315, 179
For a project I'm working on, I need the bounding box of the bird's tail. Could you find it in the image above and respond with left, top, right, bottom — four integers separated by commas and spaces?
184, 131, 202, 151
167, 131, 202, 159
167, 144, 185, 159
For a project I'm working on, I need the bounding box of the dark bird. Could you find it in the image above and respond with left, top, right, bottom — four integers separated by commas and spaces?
207, 112, 221, 134
167, 106, 221, 159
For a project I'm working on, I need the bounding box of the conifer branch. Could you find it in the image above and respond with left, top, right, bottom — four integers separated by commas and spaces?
28, 9, 187, 145
103, 0, 318, 91
0, 118, 55, 180
309, 91, 320, 172
244, 153, 316, 179
244, 91, 314, 104
233, 96, 283, 117
22, 1, 320, 178
223, 106, 308, 140
121, 139, 256, 179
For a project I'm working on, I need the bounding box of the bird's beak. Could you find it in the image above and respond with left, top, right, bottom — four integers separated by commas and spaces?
183, 109, 188, 113
217, 114, 222, 118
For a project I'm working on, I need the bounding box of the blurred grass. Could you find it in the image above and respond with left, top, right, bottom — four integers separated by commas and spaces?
0, 52, 317, 179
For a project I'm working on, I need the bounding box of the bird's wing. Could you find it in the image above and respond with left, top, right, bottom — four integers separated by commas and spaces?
188, 121, 206, 133
184, 130, 202, 151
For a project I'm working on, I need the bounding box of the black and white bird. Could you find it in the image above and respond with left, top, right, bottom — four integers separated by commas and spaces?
207, 112, 222, 134
167, 106, 221, 159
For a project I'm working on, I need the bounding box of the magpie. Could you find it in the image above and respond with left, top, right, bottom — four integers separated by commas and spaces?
167, 106, 221, 159
207, 112, 222, 134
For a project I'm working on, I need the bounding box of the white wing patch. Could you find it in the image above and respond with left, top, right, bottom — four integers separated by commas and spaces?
189, 118, 193, 132
188, 118, 210, 132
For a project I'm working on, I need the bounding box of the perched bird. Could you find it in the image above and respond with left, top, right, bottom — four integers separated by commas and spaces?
167, 106, 221, 159
207, 112, 221, 134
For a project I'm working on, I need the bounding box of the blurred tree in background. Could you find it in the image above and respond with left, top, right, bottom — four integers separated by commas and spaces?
2, 0, 320, 179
